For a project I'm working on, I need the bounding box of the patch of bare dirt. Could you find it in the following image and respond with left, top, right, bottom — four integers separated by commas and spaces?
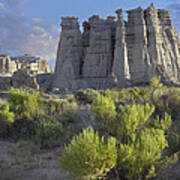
0, 140, 73, 180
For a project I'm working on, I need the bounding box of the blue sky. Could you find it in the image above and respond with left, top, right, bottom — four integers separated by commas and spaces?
0, 0, 179, 70
24, 0, 180, 25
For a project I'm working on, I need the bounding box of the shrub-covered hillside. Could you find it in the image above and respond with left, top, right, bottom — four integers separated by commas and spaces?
1, 79, 180, 180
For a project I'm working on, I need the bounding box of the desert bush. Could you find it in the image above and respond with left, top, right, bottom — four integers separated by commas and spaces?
0, 104, 14, 124
92, 94, 117, 131
45, 98, 78, 118
92, 94, 116, 121
114, 104, 155, 137
114, 104, 174, 180
167, 121, 180, 155
75, 89, 99, 104
45, 98, 79, 135
153, 88, 180, 119
92, 94, 155, 137
102, 88, 133, 104
115, 107, 176, 180
60, 127, 117, 180
100, 79, 164, 106
0, 104, 15, 136
131, 78, 164, 105
60, 109, 78, 126
118, 128, 168, 179
33, 117, 63, 146
8, 89, 44, 120
152, 112, 172, 131
166, 89, 180, 112
61, 101, 175, 180
45, 99, 67, 117
92, 94, 176, 179
102, 89, 120, 102
0, 98, 8, 106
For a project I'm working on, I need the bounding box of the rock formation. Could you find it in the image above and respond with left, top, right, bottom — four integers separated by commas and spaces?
0, 54, 50, 76
0, 70, 39, 90
53, 3, 180, 90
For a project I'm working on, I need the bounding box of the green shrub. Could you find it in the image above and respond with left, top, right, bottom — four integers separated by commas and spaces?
8, 89, 44, 120
167, 121, 180, 155
45, 99, 67, 117
0, 104, 14, 124
131, 78, 165, 105
102, 88, 133, 104
92, 94, 116, 131
118, 128, 168, 179
167, 90, 180, 112
152, 113, 172, 131
33, 117, 63, 146
101, 89, 120, 102
92, 96, 176, 179
92, 94, 155, 137
0, 98, 8, 106
153, 88, 180, 120
60, 127, 117, 180
60, 109, 78, 126
115, 104, 155, 137
45, 98, 79, 135
75, 89, 99, 104
0, 104, 15, 136
45, 98, 78, 118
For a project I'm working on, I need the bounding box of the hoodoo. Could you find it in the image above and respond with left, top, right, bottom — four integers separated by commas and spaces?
53, 3, 180, 90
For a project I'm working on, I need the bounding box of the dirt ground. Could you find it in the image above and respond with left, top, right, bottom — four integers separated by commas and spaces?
0, 140, 73, 180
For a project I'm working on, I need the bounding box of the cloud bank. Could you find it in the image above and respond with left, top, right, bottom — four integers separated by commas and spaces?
0, 0, 59, 61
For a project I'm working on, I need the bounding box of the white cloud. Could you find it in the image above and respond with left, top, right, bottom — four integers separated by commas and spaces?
0, 0, 59, 61
32, 18, 44, 23
0, 2, 4, 11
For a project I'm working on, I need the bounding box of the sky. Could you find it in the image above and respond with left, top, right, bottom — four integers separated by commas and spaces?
0, 0, 180, 70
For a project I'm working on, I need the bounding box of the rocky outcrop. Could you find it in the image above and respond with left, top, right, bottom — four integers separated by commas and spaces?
0, 54, 50, 76
12, 70, 39, 90
0, 55, 17, 75
36, 73, 52, 90
53, 3, 180, 90
0, 70, 39, 90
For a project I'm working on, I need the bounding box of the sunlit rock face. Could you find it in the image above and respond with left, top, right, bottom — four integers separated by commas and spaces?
53, 3, 180, 90
0, 54, 50, 76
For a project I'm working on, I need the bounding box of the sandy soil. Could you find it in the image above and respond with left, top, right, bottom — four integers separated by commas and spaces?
0, 140, 73, 180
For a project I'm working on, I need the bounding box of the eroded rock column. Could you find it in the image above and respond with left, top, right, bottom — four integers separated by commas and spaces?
53, 17, 83, 89
113, 9, 130, 86
126, 7, 150, 83
82, 15, 113, 78
145, 3, 180, 83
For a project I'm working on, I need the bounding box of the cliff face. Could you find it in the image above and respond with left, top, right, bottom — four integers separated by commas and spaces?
53, 3, 180, 90
53, 17, 83, 89
0, 54, 50, 76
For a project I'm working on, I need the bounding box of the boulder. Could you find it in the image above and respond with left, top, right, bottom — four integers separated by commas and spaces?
11, 70, 39, 90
